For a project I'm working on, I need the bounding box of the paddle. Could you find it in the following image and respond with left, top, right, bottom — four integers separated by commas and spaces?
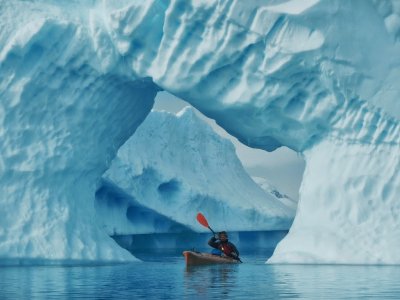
196, 212, 216, 236
196, 212, 242, 263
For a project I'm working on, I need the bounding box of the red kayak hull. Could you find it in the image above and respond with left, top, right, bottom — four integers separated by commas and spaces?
183, 251, 240, 266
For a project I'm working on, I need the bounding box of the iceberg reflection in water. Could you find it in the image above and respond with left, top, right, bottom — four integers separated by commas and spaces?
1, 260, 400, 299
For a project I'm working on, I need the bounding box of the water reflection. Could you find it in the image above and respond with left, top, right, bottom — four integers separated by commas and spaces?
0, 265, 117, 299
184, 264, 239, 297
1, 260, 400, 299
269, 264, 400, 299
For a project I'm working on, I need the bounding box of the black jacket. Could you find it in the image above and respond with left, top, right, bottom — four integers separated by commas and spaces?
208, 236, 239, 257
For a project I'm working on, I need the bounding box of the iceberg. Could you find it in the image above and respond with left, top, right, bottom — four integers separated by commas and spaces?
96, 108, 293, 236
1, 0, 399, 264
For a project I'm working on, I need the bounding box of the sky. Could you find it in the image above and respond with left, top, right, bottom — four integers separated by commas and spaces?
153, 92, 305, 200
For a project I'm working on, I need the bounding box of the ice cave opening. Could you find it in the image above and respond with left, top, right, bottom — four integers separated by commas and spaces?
95, 91, 305, 260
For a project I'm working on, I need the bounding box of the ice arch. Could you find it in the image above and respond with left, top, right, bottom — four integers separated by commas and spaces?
0, 0, 399, 263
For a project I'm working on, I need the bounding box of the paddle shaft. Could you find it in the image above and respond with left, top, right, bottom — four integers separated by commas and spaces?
208, 226, 216, 236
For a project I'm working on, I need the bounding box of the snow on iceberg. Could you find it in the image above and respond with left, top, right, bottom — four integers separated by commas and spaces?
97, 108, 293, 236
1, 0, 400, 264
252, 177, 297, 212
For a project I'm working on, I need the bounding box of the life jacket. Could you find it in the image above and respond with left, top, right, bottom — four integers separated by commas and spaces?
219, 242, 234, 256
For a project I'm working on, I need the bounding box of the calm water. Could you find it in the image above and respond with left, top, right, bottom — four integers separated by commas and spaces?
1, 254, 400, 299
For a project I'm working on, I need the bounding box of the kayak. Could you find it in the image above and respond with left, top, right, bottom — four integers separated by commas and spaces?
183, 250, 240, 266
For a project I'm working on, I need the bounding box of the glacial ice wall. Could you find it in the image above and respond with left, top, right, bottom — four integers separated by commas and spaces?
1, 0, 400, 263
97, 108, 293, 236
0, 1, 158, 262
104, 0, 400, 264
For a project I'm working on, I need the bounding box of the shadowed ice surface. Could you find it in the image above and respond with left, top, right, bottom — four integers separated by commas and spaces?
112, 230, 288, 261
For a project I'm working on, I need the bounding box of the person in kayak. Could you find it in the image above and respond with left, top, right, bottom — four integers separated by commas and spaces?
208, 231, 240, 260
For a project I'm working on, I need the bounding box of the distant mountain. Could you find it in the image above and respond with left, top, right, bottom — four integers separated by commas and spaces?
252, 177, 297, 212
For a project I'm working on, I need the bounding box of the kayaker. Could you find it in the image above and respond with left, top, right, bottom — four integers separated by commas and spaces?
208, 231, 240, 260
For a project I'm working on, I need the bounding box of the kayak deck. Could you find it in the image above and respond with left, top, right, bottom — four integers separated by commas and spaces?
183, 251, 240, 266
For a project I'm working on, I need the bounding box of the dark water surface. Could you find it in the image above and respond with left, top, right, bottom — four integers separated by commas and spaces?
1, 253, 400, 299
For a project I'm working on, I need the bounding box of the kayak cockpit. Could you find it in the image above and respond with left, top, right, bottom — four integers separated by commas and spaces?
183, 251, 240, 266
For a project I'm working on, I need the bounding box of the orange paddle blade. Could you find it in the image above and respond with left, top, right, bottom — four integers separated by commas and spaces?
196, 213, 209, 228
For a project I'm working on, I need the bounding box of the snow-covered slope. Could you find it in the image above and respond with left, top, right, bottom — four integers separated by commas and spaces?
1, 0, 400, 264
253, 177, 297, 211
97, 108, 293, 235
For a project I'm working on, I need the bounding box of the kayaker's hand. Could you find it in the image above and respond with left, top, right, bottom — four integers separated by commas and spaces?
231, 252, 238, 258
